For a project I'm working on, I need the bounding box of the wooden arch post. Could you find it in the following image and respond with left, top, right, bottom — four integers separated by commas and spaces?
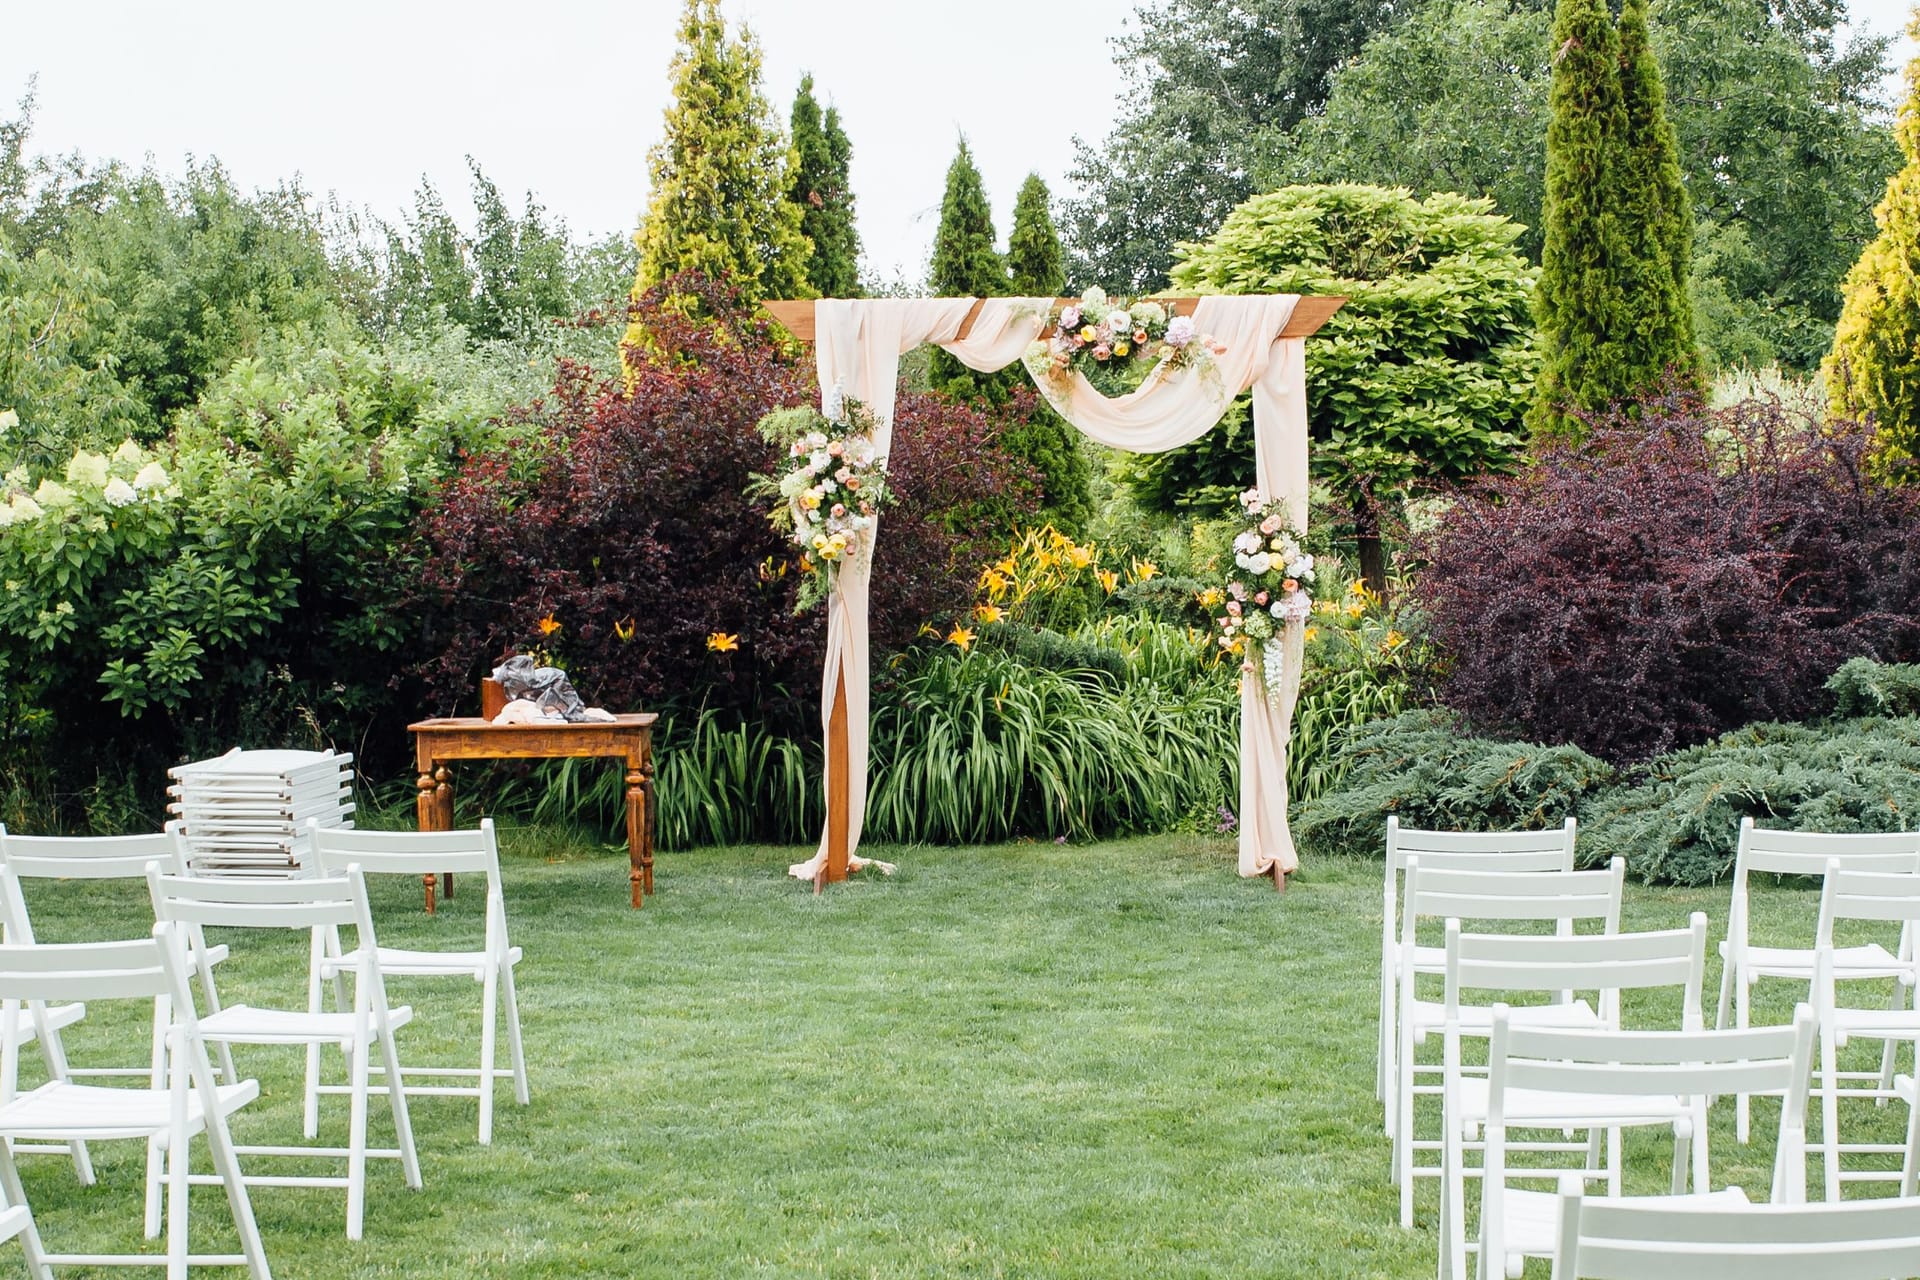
763, 295, 1346, 893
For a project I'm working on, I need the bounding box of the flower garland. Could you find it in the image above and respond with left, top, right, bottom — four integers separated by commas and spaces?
1023, 287, 1215, 390
1206, 487, 1315, 697
755, 392, 893, 612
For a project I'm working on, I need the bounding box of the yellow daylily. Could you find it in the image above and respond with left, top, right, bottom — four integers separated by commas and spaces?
614, 617, 636, 643
1096, 569, 1119, 594
947, 625, 976, 652
975, 604, 1005, 625
1304, 626, 1319, 642
1197, 586, 1225, 608
1066, 544, 1094, 570
1130, 558, 1159, 583
706, 632, 740, 653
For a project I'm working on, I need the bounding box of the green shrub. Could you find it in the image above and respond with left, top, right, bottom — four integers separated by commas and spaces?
1827, 657, 1920, 720
1582, 716, 1920, 885
1293, 710, 1617, 856
977, 623, 1129, 682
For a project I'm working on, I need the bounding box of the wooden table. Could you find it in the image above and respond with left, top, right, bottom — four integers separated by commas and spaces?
408, 714, 658, 909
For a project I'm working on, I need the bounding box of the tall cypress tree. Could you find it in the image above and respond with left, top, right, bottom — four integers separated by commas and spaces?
1006, 173, 1066, 296
1825, 12, 1920, 475
1614, 0, 1699, 389
1530, 0, 1631, 439
788, 74, 861, 297
631, 0, 808, 309
927, 137, 1008, 399
1001, 174, 1090, 530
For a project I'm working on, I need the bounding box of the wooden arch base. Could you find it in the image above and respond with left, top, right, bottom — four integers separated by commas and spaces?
817, 668, 850, 893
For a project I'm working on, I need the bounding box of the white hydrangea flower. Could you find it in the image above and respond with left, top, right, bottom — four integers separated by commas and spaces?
132, 461, 170, 492
112, 439, 144, 465
10, 495, 44, 521
3, 467, 27, 490
64, 451, 108, 489
0, 409, 17, 435
103, 477, 137, 507
32, 480, 73, 508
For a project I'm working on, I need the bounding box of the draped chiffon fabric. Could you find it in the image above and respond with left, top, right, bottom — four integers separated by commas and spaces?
787, 296, 1307, 883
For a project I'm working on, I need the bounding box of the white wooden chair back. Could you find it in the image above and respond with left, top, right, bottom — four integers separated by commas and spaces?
0, 825, 184, 886
1550, 1181, 1920, 1280
1404, 857, 1623, 946
148, 866, 375, 937
1445, 914, 1707, 1030
309, 819, 510, 949
1728, 819, 1920, 955
1491, 1005, 1816, 1201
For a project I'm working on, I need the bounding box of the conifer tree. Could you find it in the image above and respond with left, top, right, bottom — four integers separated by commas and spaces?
1006, 173, 1066, 296
788, 74, 861, 297
1825, 12, 1920, 476
631, 0, 808, 308
1613, 0, 1699, 389
1529, 0, 1631, 439
927, 137, 1008, 399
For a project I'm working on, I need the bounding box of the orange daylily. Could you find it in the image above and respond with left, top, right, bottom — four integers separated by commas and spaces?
706, 632, 740, 653
537, 612, 562, 637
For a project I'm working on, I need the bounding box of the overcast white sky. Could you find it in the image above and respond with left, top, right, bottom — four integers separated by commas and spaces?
2, 0, 1914, 282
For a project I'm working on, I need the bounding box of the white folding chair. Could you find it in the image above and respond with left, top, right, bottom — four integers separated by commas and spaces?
309, 819, 529, 1144
147, 864, 421, 1240
1394, 855, 1623, 1227
1715, 818, 1920, 1141
0, 825, 238, 1083
1551, 1180, 1920, 1279
1466, 1005, 1816, 1280
1379, 818, 1577, 1113
1810, 860, 1920, 1200
0, 913, 270, 1278
1435, 915, 1710, 1278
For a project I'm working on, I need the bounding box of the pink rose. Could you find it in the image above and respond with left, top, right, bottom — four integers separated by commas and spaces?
835, 467, 852, 482
1254, 591, 1269, 605
1092, 344, 1112, 360
1228, 582, 1247, 601
828, 441, 845, 457
831, 503, 847, 518
1259, 515, 1282, 535
1226, 601, 1242, 615
1241, 660, 1256, 674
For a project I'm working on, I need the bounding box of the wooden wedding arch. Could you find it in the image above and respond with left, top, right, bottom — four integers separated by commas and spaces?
763, 295, 1345, 891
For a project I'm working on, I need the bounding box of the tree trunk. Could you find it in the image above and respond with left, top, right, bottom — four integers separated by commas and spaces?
1353, 490, 1388, 604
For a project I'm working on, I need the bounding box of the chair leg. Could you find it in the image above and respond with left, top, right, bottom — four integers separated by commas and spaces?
1904, 1078, 1920, 1199
302, 1042, 323, 1141
143, 1136, 163, 1238
479, 964, 499, 1146
376, 1032, 421, 1192
201, 1105, 271, 1279
502, 962, 529, 1107
1736, 979, 1753, 1145
0, 1143, 52, 1280
1880, 983, 1909, 1101
1823, 1028, 1844, 1202
346, 1043, 369, 1241
166, 1126, 189, 1280
1397, 1008, 1416, 1228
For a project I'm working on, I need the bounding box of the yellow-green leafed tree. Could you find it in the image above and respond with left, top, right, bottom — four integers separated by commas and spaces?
1824, 9, 1920, 475
629, 0, 809, 319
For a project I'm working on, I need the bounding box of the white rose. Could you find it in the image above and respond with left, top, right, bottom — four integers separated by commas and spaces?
810, 450, 831, 469
1234, 552, 1253, 571
1246, 551, 1272, 575
103, 477, 137, 507
1270, 601, 1286, 619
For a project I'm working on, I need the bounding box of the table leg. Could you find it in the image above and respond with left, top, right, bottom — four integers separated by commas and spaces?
436, 766, 456, 902
416, 769, 440, 914
642, 771, 656, 895
624, 768, 646, 909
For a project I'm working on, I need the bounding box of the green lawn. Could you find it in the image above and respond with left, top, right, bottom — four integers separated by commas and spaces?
0, 834, 1896, 1278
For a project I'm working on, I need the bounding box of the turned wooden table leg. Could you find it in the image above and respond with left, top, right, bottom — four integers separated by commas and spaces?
436, 766, 456, 902
416, 769, 440, 914
624, 767, 646, 909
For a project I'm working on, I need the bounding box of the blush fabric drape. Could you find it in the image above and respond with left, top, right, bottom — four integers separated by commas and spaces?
787, 296, 1308, 884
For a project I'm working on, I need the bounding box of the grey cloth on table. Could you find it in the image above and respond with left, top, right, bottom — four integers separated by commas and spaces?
491, 654, 596, 723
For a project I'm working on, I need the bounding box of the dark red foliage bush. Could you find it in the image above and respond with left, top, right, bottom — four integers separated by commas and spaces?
405, 274, 1037, 729
1411, 389, 1920, 763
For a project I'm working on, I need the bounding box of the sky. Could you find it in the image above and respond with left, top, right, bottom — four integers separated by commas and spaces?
1, 0, 1914, 283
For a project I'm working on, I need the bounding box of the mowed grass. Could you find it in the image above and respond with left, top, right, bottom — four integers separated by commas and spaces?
0, 833, 1895, 1278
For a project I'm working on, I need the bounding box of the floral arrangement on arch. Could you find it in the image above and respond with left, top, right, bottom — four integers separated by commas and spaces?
754, 390, 893, 613
1205, 487, 1315, 697
1024, 287, 1216, 391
